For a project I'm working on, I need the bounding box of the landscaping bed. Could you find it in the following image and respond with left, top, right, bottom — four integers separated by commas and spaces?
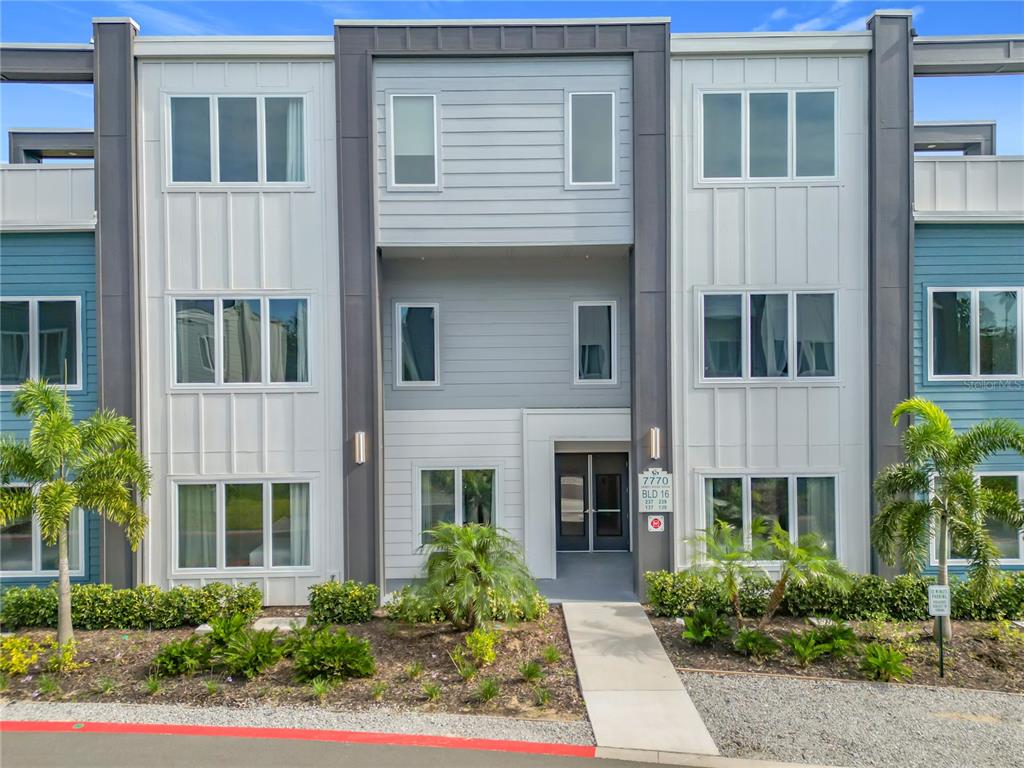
651, 613, 1024, 694
0, 607, 584, 719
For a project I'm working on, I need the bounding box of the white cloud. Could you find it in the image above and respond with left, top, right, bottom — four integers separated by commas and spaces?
117, 2, 230, 35
752, 6, 790, 32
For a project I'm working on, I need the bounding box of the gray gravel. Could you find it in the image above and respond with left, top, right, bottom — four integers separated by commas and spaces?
0, 700, 594, 746
682, 670, 1024, 768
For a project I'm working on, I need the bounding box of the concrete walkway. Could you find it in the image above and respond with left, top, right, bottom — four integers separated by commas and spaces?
561, 602, 719, 758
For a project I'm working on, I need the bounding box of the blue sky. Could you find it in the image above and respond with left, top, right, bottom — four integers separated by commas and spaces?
1, 1, 1021, 160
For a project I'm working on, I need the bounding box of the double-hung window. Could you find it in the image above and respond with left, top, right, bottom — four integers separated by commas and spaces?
701, 290, 836, 381
419, 467, 497, 543
929, 287, 1022, 379
701, 89, 837, 181
574, 301, 617, 384
0, 298, 81, 389
567, 92, 616, 186
0, 486, 84, 576
169, 95, 306, 184
395, 303, 439, 386
174, 296, 309, 386
175, 480, 311, 570
933, 473, 1024, 565
703, 474, 838, 556
389, 94, 438, 188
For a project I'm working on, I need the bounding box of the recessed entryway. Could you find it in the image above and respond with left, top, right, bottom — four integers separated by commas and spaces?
555, 452, 630, 552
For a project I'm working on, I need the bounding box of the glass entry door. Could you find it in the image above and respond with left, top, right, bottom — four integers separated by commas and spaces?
555, 452, 629, 552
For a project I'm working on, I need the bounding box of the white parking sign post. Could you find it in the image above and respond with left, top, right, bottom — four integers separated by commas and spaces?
928, 585, 951, 678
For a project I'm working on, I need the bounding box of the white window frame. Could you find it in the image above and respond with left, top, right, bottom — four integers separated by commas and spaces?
169, 294, 313, 391
565, 91, 618, 189
413, 464, 502, 545
0, 296, 83, 391
394, 301, 440, 388
387, 93, 441, 191
170, 477, 317, 576
697, 289, 839, 384
0, 486, 85, 577
573, 299, 619, 386
696, 87, 839, 184
926, 286, 1024, 381
165, 94, 310, 189
697, 472, 842, 563
929, 471, 1024, 566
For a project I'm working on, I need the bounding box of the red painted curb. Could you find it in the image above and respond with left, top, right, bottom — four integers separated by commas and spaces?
0, 720, 596, 758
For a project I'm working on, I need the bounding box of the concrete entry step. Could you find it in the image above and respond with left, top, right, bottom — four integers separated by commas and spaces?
562, 602, 718, 757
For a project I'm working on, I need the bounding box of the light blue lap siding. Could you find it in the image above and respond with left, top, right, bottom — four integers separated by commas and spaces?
914, 223, 1024, 572
0, 232, 101, 586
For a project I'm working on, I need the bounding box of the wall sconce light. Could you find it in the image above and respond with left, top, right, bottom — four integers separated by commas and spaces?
354, 431, 367, 465
648, 426, 661, 461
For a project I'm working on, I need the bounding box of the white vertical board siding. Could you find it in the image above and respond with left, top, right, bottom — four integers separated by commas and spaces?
382, 253, 630, 409
670, 53, 871, 573
0, 165, 95, 229
384, 409, 523, 580
374, 56, 633, 247
137, 59, 342, 604
914, 157, 1024, 218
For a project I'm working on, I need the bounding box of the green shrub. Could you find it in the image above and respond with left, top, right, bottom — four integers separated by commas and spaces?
733, 628, 779, 661
46, 639, 86, 674
952, 572, 1024, 620
404, 660, 424, 681
292, 627, 376, 682
0, 636, 44, 676
738, 575, 773, 618
681, 606, 731, 646
541, 644, 561, 664
422, 681, 441, 702
475, 677, 500, 703
207, 614, 248, 650
310, 677, 333, 701
859, 642, 912, 682
519, 660, 543, 682
0, 583, 262, 630
885, 575, 929, 620
153, 637, 212, 677
784, 630, 831, 666
220, 628, 282, 680
645, 570, 727, 617
465, 627, 498, 667
308, 580, 379, 625
813, 619, 858, 658
384, 586, 446, 624
449, 648, 476, 681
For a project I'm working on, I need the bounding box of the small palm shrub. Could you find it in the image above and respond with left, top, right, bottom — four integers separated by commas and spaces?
419, 523, 536, 630
733, 627, 779, 661
291, 626, 376, 682
814, 619, 858, 658
465, 627, 498, 667
220, 628, 282, 680
308, 580, 379, 625
475, 677, 500, 703
859, 642, 913, 682
681, 606, 731, 646
153, 637, 212, 677
784, 630, 831, 666
207, 614, 248, 650
760, 524, 851, 628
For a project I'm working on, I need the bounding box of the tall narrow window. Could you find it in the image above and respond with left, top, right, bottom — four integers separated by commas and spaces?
397, 304, 438, 385
977, 476, 1022, 559
979, 290, 1018, 375
749, 92, 788, 178
177, 484, 217, 569
703, 93, 742, 178
462, 469, 495, 526
932, 291, 972, 376
269, 299, 309, 383
39, 508, 82, 572
703, 294, 743, 378
217, 97, 258, 182
170, 97, 211, 182
750, 294, 788, 378
576, 302, 615, 383
265, 97, 305, 183
222, 299, 262, 384
271, 482, 310, 567
421, 469, 455, 541
175, 300, 216, 384
751, 477, 789, 548
569, 92, 615, 185
1, 301, 30, 385
225, 483, 263, 568
391, 95, 437, 186
795, 92, 836, 177
797, 293, 836, 377
37, 300, 78, 385
705, 477, 743, 530
797, 476, 837, 554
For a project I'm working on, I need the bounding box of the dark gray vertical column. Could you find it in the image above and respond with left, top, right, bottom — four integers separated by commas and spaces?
93, 17, 138, 588
868, 12, 914, 575
630, 24, 673, 598
335, 28, 382, 586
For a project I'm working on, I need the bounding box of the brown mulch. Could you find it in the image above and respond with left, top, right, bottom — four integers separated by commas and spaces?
650, 613, 1024, 694
0, 606, 585, 719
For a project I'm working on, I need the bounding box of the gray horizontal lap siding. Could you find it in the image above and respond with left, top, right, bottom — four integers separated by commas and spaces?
375, 56, 634, 247
382, 254, 630, 409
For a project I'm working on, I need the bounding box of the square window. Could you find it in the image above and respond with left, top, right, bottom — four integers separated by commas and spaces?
391, 95, 437, 186
170, 97, 212, 182
703, 93, 742, 179
576, 302, 615, 383
398, 304, 438, 385
750, 294, 789, 377
1, 299, 81, 389
569, 93, 615, 185
703, 294, 743, 378
218, 97, 258, 182
797, 294, 836, 377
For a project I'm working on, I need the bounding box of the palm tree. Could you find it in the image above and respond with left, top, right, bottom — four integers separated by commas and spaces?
0, 380, 151, 645
690, 519, 771, 621
758, 523, 850, 628
872, 397, 1024, 641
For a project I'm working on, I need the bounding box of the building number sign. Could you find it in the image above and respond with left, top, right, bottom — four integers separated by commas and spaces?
639, 468, 673, 516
